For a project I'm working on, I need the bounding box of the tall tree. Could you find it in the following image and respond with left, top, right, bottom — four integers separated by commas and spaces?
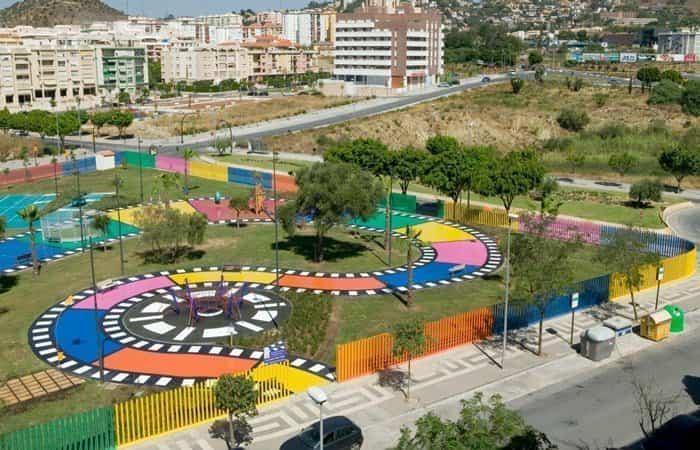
595, 227, 660, 320
90, 111, 111, 137
484, 151, 545, 214
324, 138, 390, 176
393, 146, 426, 194
181, 147, 196, 191
425, 134, 460, 155
512, 213, 580, 356
214, 138, 233, 156
213, 375, 258, 449
55, 112, 80, 149
392, 319, 427, 400
16, 205, 41, 275
658, 145, 699, 192
637, 67, 662, 92
109, 109, 134, 138
279, 162, 383, 262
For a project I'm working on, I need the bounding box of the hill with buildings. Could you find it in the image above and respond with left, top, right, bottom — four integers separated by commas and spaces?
0, 0, 125, 27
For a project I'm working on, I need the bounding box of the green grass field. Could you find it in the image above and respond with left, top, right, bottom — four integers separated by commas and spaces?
212, 154, 313, 175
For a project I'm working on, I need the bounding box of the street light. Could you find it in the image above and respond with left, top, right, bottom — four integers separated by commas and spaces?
501, 212, 518, 369
307, 386, 328, 450
88, 232, 104, 383
137, 137, 144, 203
272, 149, 279, 288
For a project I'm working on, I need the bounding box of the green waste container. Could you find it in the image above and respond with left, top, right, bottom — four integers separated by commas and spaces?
663, 305, 684, 333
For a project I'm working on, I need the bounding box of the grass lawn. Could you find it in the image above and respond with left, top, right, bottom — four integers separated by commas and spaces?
211, 153, 313, 175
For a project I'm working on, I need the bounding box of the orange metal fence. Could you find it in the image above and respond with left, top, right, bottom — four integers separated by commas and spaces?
335, 307, 494, 382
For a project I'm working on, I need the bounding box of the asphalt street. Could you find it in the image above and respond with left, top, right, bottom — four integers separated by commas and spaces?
510, 319, 700, 449
665, 204, 700, 243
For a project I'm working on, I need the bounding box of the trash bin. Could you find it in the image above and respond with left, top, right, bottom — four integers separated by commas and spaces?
603, 316, 633, 337
663, 305, 684, 333
639, 310, 672, 342
579, 326, 616, 361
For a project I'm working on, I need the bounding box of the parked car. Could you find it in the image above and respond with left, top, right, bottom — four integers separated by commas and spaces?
438, 81, 451, 87
481, 76, 491, 83
448, 79, 460, 86
280, 416, 363, 450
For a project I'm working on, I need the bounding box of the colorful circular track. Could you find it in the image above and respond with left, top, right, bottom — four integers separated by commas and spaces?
29, 211, 501, 387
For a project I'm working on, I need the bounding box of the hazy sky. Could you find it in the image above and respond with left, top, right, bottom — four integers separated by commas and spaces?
0, 1, 313, 17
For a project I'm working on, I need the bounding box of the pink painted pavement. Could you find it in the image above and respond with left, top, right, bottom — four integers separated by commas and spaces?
189, 198, 283, 222
433, 240, 488, 267
72, 276, 174, 310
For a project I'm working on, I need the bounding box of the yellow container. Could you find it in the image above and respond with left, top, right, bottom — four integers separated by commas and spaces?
639, 310, 672, 342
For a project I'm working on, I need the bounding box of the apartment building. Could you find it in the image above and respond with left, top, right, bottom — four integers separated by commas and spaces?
658, 29, 700, 55
161, 44, 249, 83
283, 12, 313, 46
0, 46, 99, 111
242, 36, 318, 79
332, 1, 443, 91
95, 47, 148, 97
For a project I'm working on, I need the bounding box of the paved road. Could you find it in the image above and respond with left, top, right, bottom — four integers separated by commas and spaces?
665, 204, 700, 243
510, 322, 700, 449
555, 176, 700, 202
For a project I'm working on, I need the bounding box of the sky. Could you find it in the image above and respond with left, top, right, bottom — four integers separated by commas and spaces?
0, 1, 313, 18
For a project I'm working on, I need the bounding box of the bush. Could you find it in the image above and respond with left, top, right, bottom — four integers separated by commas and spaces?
681, 81, 700, 116
556, 109, 590, 132
629, 179, 662, 206
510, 78, 524, 94
593, 93, 608, 107
660, 69, 684, 85
542, 137, 574, 152
595, 123, 630, 139
648, 79, 683, 105
608, 151, 638, 177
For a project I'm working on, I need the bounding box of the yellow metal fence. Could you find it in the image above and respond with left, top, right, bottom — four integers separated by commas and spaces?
444, 202, 518, 230
114, 361, 297, 446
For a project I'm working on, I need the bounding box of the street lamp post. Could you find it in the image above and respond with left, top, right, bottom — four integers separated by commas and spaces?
137, 137, 144, 203
74, 153, 86, 253
272, 149, 279, 288
115, 173, 125, 275
570, 292, 579, 345
76, 97, 81, 152
501, 213, 518, 369
88, 234, 104, 382
307, 387, 328, 450
655, 266, 664, 311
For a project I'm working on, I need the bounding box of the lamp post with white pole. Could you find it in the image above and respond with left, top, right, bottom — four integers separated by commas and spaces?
308, 386, 328, 450
501, 213, 518, 369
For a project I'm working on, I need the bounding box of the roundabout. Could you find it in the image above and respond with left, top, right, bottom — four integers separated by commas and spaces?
28, 208, 502, 387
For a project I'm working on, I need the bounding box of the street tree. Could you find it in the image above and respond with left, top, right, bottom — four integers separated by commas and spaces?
214, 137, 232, 156
213, 374, 258, 449
278, 162, 383, 262
595, 227, 660, 320
117, 91, 131, 106
228, 191, 250, 229
392, 319, 427, 400
658, 145, 699, 192
109, 109, 134, 138
55, 112, 81, 149
421, 145, 494, 209
181, 147, 196, 190
16, 205, 41, 275
637, 67, 662, 92
90, 111, 111, 136
512, 213, 580, 356
608, 152, 638, 178
324, 138, 390, 176
629, 179, 663, 207
528, 50, 544, 66
425, 134, 460, 155
485, 150, 545, 214
510, 78, 524, 94
393, 146, 426, 194
90, 213, 111, 251
390, 393, 556, 450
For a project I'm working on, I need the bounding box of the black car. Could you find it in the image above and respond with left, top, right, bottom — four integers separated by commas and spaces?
281, 416, 363, 450
481, 76, 491, 83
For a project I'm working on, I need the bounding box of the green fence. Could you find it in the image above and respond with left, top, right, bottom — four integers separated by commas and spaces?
0, 407, 115, 450
379, 193, 417, 213
117, 151, 156, 169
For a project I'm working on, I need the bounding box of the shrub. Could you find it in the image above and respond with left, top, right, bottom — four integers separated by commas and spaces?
542, 136, 574, 152
557, 109, 590, 132
595, 123, 630, 139
648, 79, 683, 105
510, 78, 524, 94
593, 93, 608, 107
608, 152, 638, 177
660, 69, 684, 85
681, 81, 700, 116
629, 179, 662, 207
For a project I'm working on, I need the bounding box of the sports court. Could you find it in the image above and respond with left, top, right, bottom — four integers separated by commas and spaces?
0, 194, 56, 230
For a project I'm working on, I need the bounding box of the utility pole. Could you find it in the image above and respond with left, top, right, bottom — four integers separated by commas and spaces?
115, 173, 125, 275
501, 213, 518, 369
137, 137, 144, 203
89, 234, 104, 383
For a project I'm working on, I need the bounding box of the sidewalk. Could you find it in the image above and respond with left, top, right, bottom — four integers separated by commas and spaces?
126, 263, 700, 450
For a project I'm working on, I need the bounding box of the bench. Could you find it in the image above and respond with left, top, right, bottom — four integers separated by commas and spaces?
448, 264, 466, 276
16, 253, 32, 265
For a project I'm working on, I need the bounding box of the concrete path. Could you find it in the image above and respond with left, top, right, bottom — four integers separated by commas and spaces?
124, 261, 700, 450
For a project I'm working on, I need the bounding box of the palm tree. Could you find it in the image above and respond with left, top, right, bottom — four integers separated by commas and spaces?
17, 205, 41, 275
182, 148, 196, 191
91, 214, 111, 252
153, 172, 181, 207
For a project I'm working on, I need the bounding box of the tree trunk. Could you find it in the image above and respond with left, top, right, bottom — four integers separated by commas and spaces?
630, 288, 638, 321
538, 309, 544, 356
467, 189, 471, 210
236, 211, 240, 229
676, 177, 683, 193
316, 231, 324, 262
406, 357, 411, 400
228, 412, 234, 448
29, 228, 38, 276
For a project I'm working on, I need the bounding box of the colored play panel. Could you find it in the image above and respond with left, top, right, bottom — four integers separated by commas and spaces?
169, 270, 278, 285
108, 200, 198, 227
433, 240, 488, 267
378, 262, 480, 287
408, 221, 475, 243
277, 274, 386, 291
189, 198, 280, 222
100, 348, 258, 378
72, 276, 174, 310
350, 212, 426, 231
0, 238, 66, 272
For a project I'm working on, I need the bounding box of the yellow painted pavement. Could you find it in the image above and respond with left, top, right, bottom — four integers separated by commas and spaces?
107, 201, 198, 227
405, 221, 475, 243
169, 270, 277, 285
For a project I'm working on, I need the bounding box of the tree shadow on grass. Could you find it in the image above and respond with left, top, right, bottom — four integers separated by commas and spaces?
136, 247, 205, 264
275, 235, 366, 262
0, 275, 18, 295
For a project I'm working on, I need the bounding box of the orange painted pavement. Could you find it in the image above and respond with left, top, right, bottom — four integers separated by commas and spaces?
278, 274, 385, 291
98, 348, 258, 378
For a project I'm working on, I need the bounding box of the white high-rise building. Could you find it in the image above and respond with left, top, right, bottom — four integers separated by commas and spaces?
283, 12, 313, 47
